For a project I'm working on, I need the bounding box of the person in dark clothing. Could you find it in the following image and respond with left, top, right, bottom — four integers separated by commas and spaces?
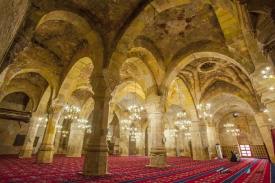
230, 151, 237, 162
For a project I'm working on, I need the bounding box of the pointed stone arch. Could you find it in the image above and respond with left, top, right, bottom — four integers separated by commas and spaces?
161, 52, 251, 95
202, 80, 259, 113
107, 0, 251, 81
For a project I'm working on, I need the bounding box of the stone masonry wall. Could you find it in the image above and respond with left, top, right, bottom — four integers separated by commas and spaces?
0, 0, 29, 63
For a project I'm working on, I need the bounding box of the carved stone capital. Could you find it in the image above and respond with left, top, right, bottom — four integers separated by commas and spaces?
263, 41, 275, 56
47, 99, 65, 119
144, 96, 165, 114
90, 70, 120, 97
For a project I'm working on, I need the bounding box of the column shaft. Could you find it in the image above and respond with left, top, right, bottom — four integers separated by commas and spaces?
254, 112, 275, 163
146, 111, 167, 167
36, 116, 58, 163
82, 96, 110, 175
190, 121, 209, 160
67, 122, 85, 157
19, 115, 39, 158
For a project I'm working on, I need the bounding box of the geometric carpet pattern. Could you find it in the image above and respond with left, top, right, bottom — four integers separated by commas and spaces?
0, 155, 273, 183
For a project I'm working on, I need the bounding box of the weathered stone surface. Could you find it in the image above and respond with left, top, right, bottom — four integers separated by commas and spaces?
0, 0, 29, 63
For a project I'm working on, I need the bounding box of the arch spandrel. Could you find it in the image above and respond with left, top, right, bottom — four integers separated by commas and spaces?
108, 1, 248, 81
4, 87, 36, 111
110, 81, 146, 117
36, 10, 103, 72
201, 80, 259, 113
1, 44, 59, 99
57, 57, 94, 103
167, 78, 198, 122
161, 52, 252, 96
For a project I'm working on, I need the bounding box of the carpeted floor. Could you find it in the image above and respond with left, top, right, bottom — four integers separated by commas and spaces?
0, 155, 274, 183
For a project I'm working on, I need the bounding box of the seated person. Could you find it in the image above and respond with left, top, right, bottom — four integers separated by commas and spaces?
230, 151, 237, 162
235, 152, 241, 162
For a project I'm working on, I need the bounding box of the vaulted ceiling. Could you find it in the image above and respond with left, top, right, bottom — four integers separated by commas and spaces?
0, 0, 270, 128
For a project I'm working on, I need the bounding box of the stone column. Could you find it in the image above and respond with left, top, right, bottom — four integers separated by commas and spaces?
114, 137, 119, 155
82, 94, 110, 175
190, 121, 210, 160
254, 112, 275, 163
19, 114, 40, 158
207, 124, 220, 159
265, 99, 275, 124
36, 102, 64, 163
145, 96, 168, 168
66, 122, 85, 157
119, 131, 129, 156
82, 71, 119, 175
61, 119, 71, 154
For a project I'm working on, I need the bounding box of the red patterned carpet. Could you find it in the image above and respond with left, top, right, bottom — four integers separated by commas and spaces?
0, 154, 273, 183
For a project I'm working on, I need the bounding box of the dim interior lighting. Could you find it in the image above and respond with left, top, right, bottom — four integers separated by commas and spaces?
61, 130, 69, 137
37, 117, 48, 128
170, 129, 178, 137
64, 105, 80, 120
56, 124, 62, 132
261, 66, 274, 79
197, 103, 212, 120
224, 118, 244, 136
185, 132, 191, 139
121, 119, 132, 131
175, 111, 191, 129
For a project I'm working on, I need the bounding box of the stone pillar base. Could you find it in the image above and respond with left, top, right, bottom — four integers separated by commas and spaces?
81, 151, 108, 175
146, 147, 169, 168
36, 145, 54, 163
18, 148, 33, 158
67, 153, 81, 157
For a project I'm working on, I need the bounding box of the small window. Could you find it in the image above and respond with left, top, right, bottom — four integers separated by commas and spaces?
240, 144, 252, 157
13, 134, 26, 146
33, 137, 39, 147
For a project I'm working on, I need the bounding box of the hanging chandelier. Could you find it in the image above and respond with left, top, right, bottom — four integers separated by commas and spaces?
127, 59, 144, 122
130, 127, 138, 141
174, 79, 192, 130
121, 119, 132, 131
197, 103, 212, 120
261, 66, 274, 79
86, 126, 92, 133
56, 124, 63, 132
36, 117, 48, 128
64, 105, 80, 120
185, 132, 191, 139
224, 120, 243, 136
261, 66, 275, 90
134, 132, 141, 140
175, 111, 191, 130
77, 118, 89, 129
128, 105, 143, 121
170, 129, 178, 137
61, 130, 69, 137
